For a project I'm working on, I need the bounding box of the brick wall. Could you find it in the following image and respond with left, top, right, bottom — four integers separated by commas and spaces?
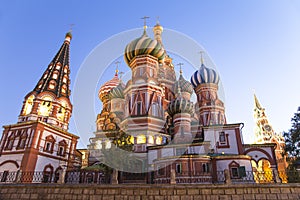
0, 183, 299, 200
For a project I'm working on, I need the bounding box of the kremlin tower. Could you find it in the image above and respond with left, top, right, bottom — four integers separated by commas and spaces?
0, 32, 79, 181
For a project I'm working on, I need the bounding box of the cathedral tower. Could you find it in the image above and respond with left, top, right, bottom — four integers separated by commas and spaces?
0, 32, 79, 178
190, 55, 226, 126
167, 69, 194, 143
18, 32, 73, 131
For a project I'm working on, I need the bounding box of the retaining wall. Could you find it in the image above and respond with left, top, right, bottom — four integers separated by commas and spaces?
0, 183, 299, 200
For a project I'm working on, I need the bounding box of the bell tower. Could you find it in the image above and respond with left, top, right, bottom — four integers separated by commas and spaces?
18, 32, 73, 131
0, 32, 79, 176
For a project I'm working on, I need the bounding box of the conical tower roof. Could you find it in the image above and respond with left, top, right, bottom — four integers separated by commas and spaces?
254, 94, 263, 110
33, 32, 72, 98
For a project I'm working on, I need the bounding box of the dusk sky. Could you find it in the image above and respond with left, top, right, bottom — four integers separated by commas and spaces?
1, 0, 300, 148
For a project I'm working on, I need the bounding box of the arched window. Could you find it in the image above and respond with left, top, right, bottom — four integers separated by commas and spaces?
63, 66, 68, 73
55, 64, 61, 70
57, 102, 67, 121
52, 72, 58, 79
63, 75, 68, 83
57, 140, 67, 156
38, 97, 52, 116
148, 135, 154, 144
61, 84, 67, 94
23, 95, 34, 115
105, 140, 111, 149
137, 135, 146, 144
136, 102, 142, 115
43, 164, 54, 183
44, 135, 55, 153
43, 73, 48, 79
48, 80, 56, 90
151, 103, 159, 117
155, 136, 162, 145
17, 131, 27, 149
5, 133, 15, 150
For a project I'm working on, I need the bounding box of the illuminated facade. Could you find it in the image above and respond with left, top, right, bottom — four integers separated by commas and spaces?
88, 22, 282, 183
253, 94, 288, 182
0, 32, 79, 181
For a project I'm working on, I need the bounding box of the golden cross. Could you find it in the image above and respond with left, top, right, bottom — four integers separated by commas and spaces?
69, 24, 75, 32
156, 16, 160, 24
114, 61, 120, 74
141, 16, 150, 30
198, 51, 205, 65
177, 63, 184, 75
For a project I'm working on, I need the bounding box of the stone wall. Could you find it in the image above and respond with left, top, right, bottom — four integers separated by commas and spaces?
0, 183, 299, 200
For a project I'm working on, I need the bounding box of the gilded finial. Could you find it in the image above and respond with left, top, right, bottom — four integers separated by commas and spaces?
114, 61, 120, 76
199, 51, 205, 65
156, 16, 160, 25
65, 24, 74, 40
119, 71, 124, 80
177, 63, 184, 75
141, 16, 150, 34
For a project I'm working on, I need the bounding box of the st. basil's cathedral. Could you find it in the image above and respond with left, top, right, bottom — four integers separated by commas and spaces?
0, 20, 287, 184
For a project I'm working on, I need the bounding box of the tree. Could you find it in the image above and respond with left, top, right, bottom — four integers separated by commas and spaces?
284, 107, 300, 168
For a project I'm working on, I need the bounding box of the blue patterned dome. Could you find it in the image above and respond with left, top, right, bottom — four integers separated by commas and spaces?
190, 64, 219, 88
174, 74, 193, 95
167, 97, 194, 116
124, 31, 165, 66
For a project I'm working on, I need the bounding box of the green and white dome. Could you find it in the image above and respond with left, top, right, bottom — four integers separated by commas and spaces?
124, 31, 165, 66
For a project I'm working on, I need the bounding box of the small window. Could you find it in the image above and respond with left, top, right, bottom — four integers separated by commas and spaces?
148, 135, 154, 144
202, 163, 210, 173
151, 103, 159, 117
157, 166, 165, 176
149, 68, 154, 77
56, 65, 61, 70
64, 66, 68, 73
44, 135, 55, 153
6, 137, 14, 150
58, 146, 64, 156
231, 167, 239, 178
219, 132, 226, 143
45, 142, 51, 151
136, 102, 142, 115
139, 68, 144, 76
52, 73, 58, 79
137, 135, 146, 144
176, 163, 182, 174
18, 133, 27, 149
63, 76, 67, 83
155, 136, 162, 145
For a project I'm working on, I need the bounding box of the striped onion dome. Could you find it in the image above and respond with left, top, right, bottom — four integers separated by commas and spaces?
167, 97, 194, 116
124, 31, 165, 66
109, 82, 125, 99
98, 72, 120, 101
190, 64, 219, 88
174, 74, 193, 95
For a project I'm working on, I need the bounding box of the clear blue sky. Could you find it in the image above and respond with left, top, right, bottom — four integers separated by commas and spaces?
1, 0, 300, 148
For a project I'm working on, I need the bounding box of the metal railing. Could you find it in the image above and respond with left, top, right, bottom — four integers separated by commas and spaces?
0, 170, 299, 184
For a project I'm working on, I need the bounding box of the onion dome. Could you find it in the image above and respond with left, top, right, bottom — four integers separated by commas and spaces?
124, 31, 165, 66
167, 97, 194, 116
190, 64, 219, 88
65, 31, 72, 40
109, 82, 125, 99
174, 73, 193, 95
98, 72, 120, 101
